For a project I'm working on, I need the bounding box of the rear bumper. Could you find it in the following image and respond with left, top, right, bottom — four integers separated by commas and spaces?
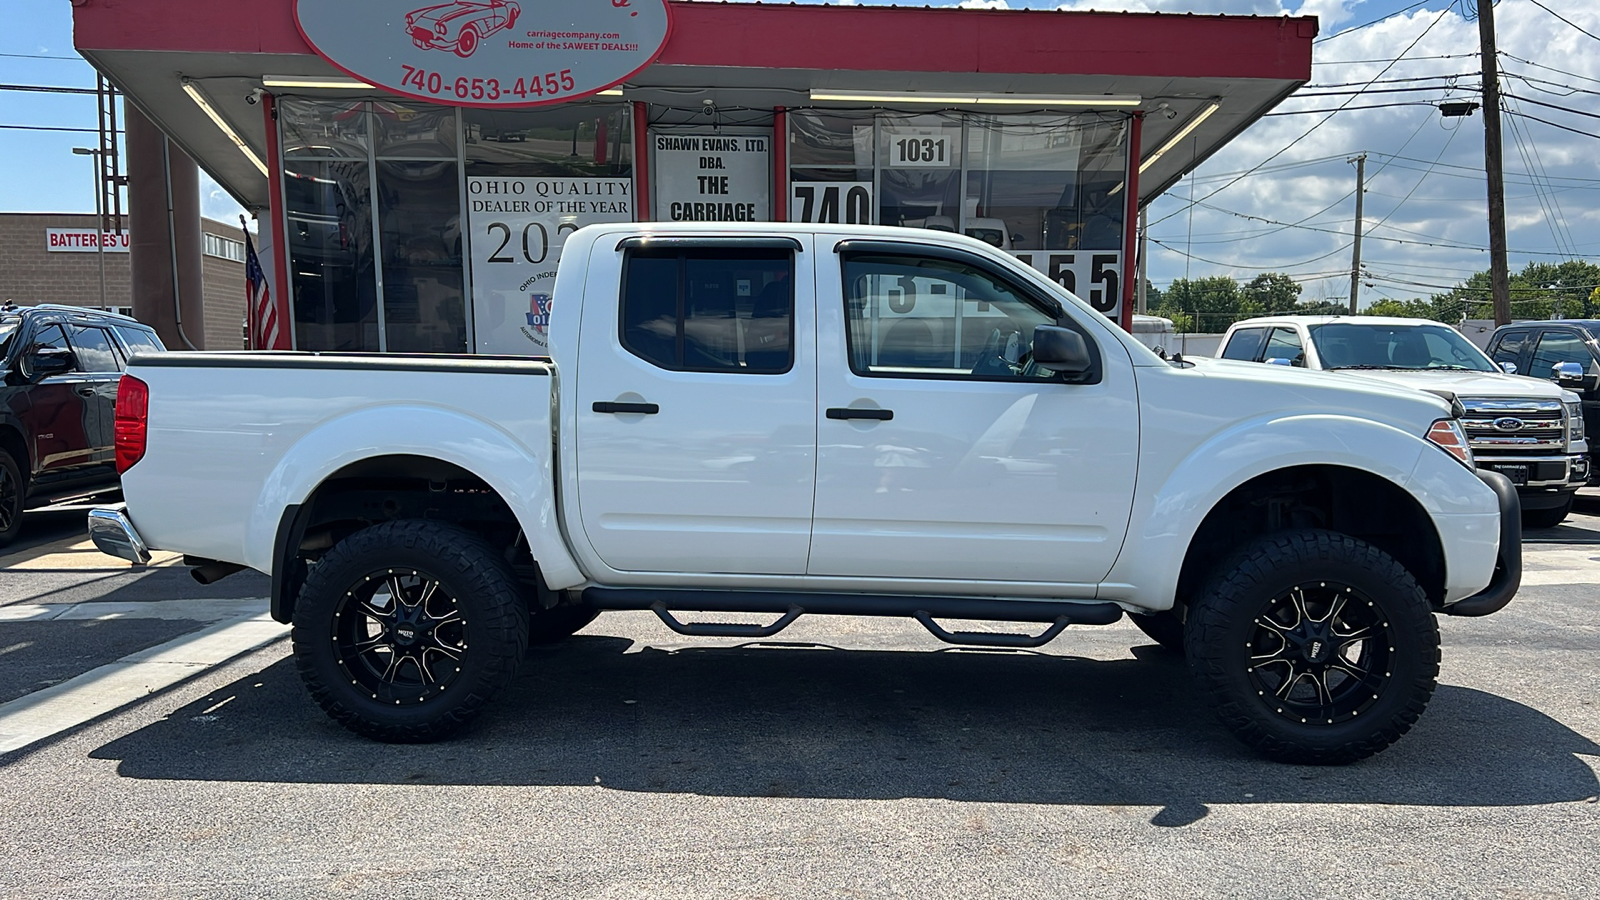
1444, 469, 1521, 617
87, 503, 152, 565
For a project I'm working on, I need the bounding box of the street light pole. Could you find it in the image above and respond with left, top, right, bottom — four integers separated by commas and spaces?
72, 147, 108, 312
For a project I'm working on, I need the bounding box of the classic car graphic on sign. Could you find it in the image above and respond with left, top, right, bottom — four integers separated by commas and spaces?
406, 1, 521, 58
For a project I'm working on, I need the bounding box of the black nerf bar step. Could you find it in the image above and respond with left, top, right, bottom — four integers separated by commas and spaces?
651, 602, 804, 638
915, 611, 1072, 649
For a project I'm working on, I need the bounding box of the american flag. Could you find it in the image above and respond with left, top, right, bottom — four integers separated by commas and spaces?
243, 224, 280, 350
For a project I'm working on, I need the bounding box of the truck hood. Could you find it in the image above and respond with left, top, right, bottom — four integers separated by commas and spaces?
1178, 357, 1452, 435
1324, 368, 1567, 401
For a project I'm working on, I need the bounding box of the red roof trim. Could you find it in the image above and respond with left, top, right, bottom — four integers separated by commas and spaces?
75, 1, 1313, 82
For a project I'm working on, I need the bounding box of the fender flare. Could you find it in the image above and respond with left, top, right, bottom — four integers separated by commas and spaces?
1100, 414, 1434, 609
249, 404, 584, 618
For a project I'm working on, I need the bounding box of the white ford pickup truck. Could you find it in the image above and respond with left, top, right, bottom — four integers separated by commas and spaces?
88, 223, 1520, 764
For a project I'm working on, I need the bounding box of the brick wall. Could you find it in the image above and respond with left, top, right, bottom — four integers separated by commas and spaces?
0, 212, 247, 349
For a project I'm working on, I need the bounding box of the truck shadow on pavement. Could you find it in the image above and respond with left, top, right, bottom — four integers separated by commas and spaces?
91, 634, 1600, 822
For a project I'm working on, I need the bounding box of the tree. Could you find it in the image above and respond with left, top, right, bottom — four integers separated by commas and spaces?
1241, 273, 1302, 314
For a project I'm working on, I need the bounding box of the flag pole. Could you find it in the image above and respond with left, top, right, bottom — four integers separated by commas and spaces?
241, 215, 254, 350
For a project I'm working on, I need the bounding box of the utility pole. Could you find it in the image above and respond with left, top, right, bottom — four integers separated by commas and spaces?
1479, 0, 1512, 326
1348, 153, 1365, 315
1136, 207, 1148, 315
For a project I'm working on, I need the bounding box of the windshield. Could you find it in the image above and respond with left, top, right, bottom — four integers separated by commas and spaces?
1309, 322, 1498, 372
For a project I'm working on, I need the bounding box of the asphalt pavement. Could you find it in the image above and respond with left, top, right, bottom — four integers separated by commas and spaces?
0, 497, 1596, 898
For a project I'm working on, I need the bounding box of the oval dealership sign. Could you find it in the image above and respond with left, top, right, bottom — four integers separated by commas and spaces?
293, 0, 672, 108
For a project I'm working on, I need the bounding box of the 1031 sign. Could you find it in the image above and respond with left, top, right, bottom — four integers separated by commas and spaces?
1013, 251, 1123, 316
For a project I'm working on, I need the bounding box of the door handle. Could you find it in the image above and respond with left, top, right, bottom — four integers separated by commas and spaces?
593, 401, 659, 415
826, 407, 893, 421
74, 386, 95, 397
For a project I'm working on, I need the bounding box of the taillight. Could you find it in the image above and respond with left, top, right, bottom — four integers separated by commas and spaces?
1426, 418, 1474, 469
115, 375, 149, 474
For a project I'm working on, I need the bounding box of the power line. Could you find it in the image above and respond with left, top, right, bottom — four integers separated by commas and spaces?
1506, 109, 1600, 140
1263, 101, 1451, 116
1503, 90, 1600, 121
0, 125, 111, 133
0, 52, 82, 61
1150, 3, 1459, 228
1152, 237, 1357, 270
1524, 0, 1600, 44
1315, 1, 1437, 44
1315, 52, 1479, 65
1303, 72, 1480, 89
1499, 53, 1600, 87
0, 83, 97, 95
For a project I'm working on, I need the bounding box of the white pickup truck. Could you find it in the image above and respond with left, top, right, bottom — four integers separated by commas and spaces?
88, 223, 1520, 764
1219, 315, 1589, 527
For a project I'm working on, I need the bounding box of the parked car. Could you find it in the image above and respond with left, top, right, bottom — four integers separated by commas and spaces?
0, 303, 165, 546
1219, 315, 1587, 528
1485, 319, 1600, 478
89, 224, 1518, 764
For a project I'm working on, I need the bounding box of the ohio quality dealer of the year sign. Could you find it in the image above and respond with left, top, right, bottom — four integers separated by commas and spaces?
293, 0, 672, 107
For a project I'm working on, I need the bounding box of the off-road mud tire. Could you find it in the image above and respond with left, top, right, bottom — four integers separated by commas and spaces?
292, 520, 528, 743
1185, 529, 1439, 765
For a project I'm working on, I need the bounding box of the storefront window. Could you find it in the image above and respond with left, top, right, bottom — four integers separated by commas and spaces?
284, 156, 379, 351
463, 104, 632, 177
280, 99, 368, 159
376, 159, 466, 352
373, 103, 459, 159
788, 109, 1130, 317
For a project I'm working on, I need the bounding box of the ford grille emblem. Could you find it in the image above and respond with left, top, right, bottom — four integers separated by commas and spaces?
1493, 417, 1527, 432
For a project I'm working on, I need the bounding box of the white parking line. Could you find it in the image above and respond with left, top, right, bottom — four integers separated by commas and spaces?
0, 612, 288, 755
0, 598, 268, 623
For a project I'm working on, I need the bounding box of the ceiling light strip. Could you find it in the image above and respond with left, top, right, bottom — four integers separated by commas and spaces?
809, 90, 1141, 107
182, 79, 268, 177
1138, 101, 1221, 175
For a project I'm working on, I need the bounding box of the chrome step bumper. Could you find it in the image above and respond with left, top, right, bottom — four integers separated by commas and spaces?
87, 503, 152, 565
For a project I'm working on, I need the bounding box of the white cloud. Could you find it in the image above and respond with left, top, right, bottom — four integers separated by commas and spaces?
958, 0, 1011, 7
199, 172, 248, 228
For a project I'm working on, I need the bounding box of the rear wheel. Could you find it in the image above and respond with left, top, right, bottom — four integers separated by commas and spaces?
292, 520, 528, 742
1522, 495, 1573, 530
1185, 529, 1439, 764
0, 449, 23, 548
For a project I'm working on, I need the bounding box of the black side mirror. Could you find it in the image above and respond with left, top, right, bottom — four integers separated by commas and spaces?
1032, 325, 1092, 375
31, 347, 75, 378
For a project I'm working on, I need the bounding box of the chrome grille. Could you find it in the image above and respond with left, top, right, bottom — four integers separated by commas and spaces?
1460, 398, 1565, 456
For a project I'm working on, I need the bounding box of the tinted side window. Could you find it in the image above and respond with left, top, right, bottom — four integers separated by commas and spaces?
840, 251, 1060, 381
1221, 328, 1267, 361
620, 248, 793, 374
114, 326, 165, 357
66, 324, 120, 373
1263, 327, 1305, 366
1531, 331, 1594, 377
1492, 330, 1528, 370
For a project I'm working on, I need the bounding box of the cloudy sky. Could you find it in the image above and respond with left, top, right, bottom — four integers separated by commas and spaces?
3, 1, 1596, 306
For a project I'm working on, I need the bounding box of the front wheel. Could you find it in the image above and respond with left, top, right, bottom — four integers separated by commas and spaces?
1522, 494, 1573, 530
292, 520, 528, 742
1185, 530, 1439, 765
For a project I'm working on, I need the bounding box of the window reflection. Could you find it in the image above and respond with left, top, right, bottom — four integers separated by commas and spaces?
377, 160, 466, 352
285, 158, 379, 351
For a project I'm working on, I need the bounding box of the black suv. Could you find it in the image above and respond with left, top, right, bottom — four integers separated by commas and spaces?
1486, 320, 1600, 477
0, 303, 166, 546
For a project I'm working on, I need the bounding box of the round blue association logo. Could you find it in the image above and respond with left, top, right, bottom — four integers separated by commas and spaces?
294, 0, 673, 108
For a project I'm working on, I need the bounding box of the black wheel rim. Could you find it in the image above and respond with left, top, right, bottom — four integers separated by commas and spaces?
1245, 582, 1393, 726
333, 568, 468, 705
0, 463, 17, 532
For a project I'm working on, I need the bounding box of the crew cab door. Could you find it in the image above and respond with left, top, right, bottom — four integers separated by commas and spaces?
61, 321, 123, 473
573, 236, 818, 575
808, 240, 1139, 587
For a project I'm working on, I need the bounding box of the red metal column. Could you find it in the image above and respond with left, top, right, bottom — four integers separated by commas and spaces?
632, 101, 651, 221
1119, 111, 1143, 332
773, 106, 787, 222
261, 92, 294, 349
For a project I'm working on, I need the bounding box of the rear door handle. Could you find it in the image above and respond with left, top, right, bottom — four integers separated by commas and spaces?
75, 386, 95, 397
593, 401, 659, 415
826, 407, 893, 421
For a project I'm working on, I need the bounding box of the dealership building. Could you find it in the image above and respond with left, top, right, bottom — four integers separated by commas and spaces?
72, 0, 1315, 354
0, 213, 249, 349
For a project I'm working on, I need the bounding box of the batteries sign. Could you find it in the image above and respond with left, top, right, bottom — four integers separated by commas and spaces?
467, 176, 633, 355
293, 0, 672, 108
653, 134, 770, 222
